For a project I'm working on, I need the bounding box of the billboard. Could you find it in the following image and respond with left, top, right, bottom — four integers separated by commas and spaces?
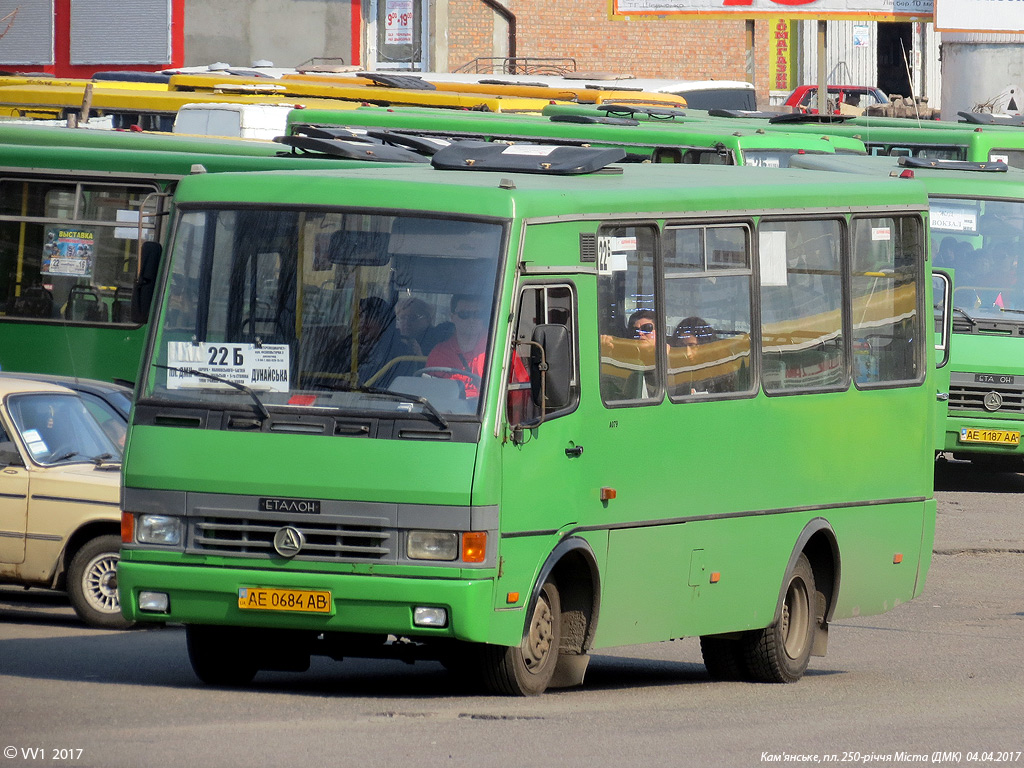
935, 0, 1024, 32
611, 0, 934, 21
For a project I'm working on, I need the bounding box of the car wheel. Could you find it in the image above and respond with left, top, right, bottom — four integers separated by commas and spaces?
67, 534, 133, 630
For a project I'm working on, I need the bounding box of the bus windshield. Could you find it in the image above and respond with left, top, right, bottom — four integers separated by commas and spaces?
931, 197, 1024, 323
144, 208, 505, 420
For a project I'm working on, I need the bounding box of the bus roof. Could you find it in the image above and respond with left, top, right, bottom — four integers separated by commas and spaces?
364, 71, 758, 110
286, 105, 865, 162
170, 155, 929, 221
788, 153, 1024, 195
167, 73, 564, 113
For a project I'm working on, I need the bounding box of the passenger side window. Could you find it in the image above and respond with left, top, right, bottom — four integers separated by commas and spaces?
759, 219, 845, 393
851, 216, 923, 386
664, 225, 754, 399
596, 226, 661, 405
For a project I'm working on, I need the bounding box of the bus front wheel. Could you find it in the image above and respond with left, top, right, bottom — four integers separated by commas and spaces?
186, 625, 258, 687
743, 553, 817, 683
478, 577, 561, 696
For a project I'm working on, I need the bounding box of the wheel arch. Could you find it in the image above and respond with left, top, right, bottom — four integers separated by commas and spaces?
53, 521, 121, 590
527, 536, 601, 655
775, 517, 841, 627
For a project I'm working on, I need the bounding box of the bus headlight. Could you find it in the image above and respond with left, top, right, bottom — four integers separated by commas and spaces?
136, 514, 183, 546
406, 531, 458, 561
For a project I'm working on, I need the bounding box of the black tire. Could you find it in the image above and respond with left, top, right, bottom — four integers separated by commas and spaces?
743, 553, 816, 683
477, 577, 561, 696
185, 625, 259, 686
699, 635, 748, 681
67, 534, 133, 630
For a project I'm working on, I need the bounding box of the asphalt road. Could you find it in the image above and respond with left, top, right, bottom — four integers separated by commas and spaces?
1, 459, 1022, 768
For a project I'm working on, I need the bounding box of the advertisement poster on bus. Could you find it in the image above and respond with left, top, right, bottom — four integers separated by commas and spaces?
610, 0, 933, 21
41, 228, 94, 278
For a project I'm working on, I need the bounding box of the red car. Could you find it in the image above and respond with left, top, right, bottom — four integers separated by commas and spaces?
783, 85, 889, 114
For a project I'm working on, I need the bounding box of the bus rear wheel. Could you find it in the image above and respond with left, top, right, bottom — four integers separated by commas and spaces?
186, 625, 258, 686
743, 553, 816, 683
478, 577, 561, 696
699, 636, 748, 681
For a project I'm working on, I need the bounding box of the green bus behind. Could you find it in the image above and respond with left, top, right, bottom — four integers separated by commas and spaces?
118, 145, 936, 695
791, 153, 1024, 468
0, 127, 413, 384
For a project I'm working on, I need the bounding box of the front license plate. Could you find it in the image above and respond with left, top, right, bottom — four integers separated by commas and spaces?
959, 428, 1021, 445
238, 587, 332, 613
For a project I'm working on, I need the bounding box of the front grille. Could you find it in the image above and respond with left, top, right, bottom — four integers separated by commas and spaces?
948, 383, 1024, 414
190, 516, 392, 561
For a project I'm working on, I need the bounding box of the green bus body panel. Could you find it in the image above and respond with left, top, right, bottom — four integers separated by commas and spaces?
124, 425, 477, 504
0, 322, 146, 384
120, 163, 936, 656
117, 560, 498, 640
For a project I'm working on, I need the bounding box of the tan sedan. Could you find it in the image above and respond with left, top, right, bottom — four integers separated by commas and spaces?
0, 376, 128, 628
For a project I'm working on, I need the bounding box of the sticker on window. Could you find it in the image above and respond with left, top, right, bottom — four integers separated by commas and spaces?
871, 226, 891, 241
759, 230, 789, 287
166, 342, 291, 392
597, 236, 636, 276
42, 228, 94, 277
21, 428, 48, 457
930, 206, 978, 233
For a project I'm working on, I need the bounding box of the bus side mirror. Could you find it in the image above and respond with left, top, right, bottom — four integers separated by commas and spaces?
933, 268, 952, 369
131, 241, 163, 324
531, 324, 571, 410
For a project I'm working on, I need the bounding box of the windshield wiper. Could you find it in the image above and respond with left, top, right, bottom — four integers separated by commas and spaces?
90, 452, 121, 467
327, 382, 449, 430
952, 306, 979, 328
155, 364, 271, 421
51, 450, 80, 463
999, 307, 1024, 315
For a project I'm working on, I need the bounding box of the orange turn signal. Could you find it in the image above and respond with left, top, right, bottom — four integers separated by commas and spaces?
506, 592, 520, 604
121, 512, 134, 544
462, 532, 487, 563
710, 572, 721, 584
600, 487, 617, 501
893, 553, 904, 564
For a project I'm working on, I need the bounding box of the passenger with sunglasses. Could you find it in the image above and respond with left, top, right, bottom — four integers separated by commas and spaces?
598, 309, 665, 399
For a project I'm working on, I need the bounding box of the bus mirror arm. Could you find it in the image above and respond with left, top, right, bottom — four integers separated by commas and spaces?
131, 241, 163, 325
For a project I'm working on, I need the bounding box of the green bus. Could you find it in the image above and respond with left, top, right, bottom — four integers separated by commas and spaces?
287, 104, 866, 166
117, 144, 938, 695
695, 111, 1024, 169
537, 102, 870, 157
791, 153, 1024, 468
0, 128, 418, 384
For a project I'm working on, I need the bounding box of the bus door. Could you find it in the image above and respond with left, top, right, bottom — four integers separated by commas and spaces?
499, 280, 587, 587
